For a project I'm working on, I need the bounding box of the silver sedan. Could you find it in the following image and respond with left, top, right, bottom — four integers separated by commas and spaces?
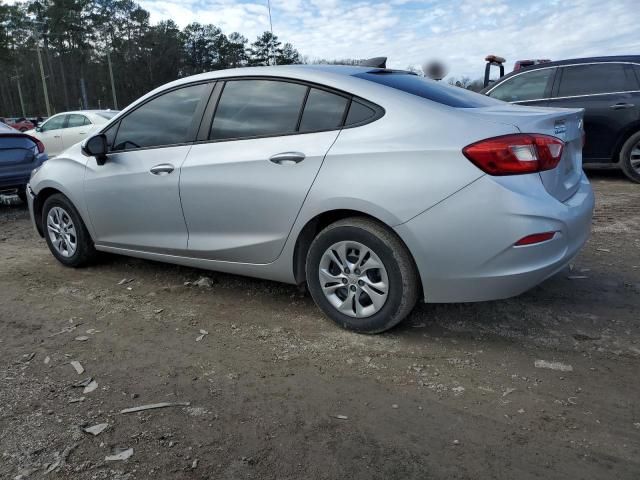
27, 64, 594, 333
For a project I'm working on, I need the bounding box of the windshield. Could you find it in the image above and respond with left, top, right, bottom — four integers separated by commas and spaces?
354, 71, 503, 108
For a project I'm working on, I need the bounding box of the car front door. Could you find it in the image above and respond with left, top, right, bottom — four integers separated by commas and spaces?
486, 67, 556, 107
37, 114, 67, 156
546, 63, 640, 162
62, 114, 92, 150
180, 79, 349, 264
84, 82, 212, 252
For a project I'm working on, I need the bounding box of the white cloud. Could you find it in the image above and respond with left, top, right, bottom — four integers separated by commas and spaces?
136, 0, 640, 79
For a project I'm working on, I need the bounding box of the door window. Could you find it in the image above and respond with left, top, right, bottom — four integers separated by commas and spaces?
488, 68, 554, 102
298, 88, 349, 133
557, 63, 636, 97
41, 115, 67, 132
210, 80, 307, 140
67, 114, 91, 128
113, 83, 209, 151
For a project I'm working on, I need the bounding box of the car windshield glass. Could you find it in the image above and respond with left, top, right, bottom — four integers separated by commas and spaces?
354, 71, 503, 108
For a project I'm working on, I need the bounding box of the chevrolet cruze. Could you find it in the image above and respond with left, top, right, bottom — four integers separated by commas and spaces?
27, 64, 594, 333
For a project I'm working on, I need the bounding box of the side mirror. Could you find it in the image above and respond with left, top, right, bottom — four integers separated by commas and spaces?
82, 134, 108, 166
35, 126, 42, 132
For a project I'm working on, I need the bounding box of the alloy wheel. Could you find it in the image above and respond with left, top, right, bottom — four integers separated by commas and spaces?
47, 206, 77, 258
318, 240, 389, 318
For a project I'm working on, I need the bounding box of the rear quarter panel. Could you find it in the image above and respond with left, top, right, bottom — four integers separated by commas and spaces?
298, 92, 519, 227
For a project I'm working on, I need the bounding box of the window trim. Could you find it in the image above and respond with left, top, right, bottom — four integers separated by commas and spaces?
486, 61, 640, 103
101, 80, 215, 153
198, 76, 384, 145
100, 76, 384, 152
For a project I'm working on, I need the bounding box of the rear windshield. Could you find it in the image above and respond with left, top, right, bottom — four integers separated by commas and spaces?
354, 71, 502, 108
96, 111, 120, 120
0, 135, 35, 148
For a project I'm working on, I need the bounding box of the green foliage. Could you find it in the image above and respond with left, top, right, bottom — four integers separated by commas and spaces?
0, 0, 302, 116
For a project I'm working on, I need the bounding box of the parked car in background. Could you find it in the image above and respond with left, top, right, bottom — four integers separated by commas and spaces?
0, 122, 47, 203
27, 110, 119, 157
27, 64, 593, 333
0, 117, 35, 132
483, 56, 640, 182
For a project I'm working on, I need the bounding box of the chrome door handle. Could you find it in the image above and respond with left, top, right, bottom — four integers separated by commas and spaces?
150, 163, 175, 175
610, 103, 635, 110
269, 152, 306, 165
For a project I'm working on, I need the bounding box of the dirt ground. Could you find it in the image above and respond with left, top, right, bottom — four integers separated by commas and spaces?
1, 170, 639, 480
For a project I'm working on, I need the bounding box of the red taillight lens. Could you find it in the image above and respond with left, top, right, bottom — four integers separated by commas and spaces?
25, 134, 45, 154
463, 134, 564, 176
514, 231, 557, 246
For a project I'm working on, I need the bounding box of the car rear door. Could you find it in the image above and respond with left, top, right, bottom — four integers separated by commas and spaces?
180, 79, 348, 264
84, 82, 212, 252
62, 114, 92, 150
546, 62, 640, 162
485, 67, 556, 107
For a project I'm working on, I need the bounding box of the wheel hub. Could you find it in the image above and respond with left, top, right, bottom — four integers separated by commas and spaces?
318, 240, 389, 318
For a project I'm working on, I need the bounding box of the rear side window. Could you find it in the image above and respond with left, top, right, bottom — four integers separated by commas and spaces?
488, 68, 554, 102
557, 63, 635, 97
67, 114, 91, 128
211, 80, 307, 140
113, 83, 208, 150
298, 88, 349, 133
345, 100, 377, 125
355, 71, 502, 108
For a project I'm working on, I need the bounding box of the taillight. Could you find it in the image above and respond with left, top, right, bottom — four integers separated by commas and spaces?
25, 134, 45, 154
463, 134, 564, 176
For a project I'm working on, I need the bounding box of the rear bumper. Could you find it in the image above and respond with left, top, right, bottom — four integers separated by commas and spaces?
395, 172, 594, 303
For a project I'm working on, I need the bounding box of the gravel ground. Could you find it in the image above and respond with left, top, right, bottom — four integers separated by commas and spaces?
1, 170, 639, 480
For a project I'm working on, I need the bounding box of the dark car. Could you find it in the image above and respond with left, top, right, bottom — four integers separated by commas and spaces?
482, 56, 640, 182
0, 122, 48, 203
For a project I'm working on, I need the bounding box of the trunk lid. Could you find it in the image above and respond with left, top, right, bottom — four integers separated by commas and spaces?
462, 104, 584, 202
0, 134, 37, 167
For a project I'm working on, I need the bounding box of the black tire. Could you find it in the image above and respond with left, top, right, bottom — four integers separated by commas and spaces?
16, 187, 27, 204
305, 217, 420, 334
42, 193, 97, 267
620, 130, 640, 183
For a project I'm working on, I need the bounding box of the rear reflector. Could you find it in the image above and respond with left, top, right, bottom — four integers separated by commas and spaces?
463, 134, 564, 175
514, 231, 556, 246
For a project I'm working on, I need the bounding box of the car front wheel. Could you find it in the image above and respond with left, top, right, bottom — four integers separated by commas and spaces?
305, 217, 419, 334
42, 193, 97, 267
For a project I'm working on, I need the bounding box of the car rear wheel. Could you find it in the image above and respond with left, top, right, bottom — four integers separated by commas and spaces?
42, 193, 97, 267
620, 131, 640, 183
305, 217, 419, 334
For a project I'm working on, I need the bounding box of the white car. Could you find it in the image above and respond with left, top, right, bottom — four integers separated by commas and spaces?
27, 110, 119, 157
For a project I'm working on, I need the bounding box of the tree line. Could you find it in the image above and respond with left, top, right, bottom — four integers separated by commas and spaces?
0, 0, 302, 117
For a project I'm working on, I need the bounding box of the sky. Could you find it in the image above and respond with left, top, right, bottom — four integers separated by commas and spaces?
8, 0, 640, 79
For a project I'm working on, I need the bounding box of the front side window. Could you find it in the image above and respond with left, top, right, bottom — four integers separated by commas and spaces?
557, 63, 635, 97
488, 68, 555, 102
210, 80, 307, 140
67, 114, 91, 128
113, 83, 208, 150
41, 115, 67, 132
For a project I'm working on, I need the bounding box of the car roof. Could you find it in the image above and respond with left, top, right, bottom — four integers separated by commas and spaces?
493, 55, 640, 85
